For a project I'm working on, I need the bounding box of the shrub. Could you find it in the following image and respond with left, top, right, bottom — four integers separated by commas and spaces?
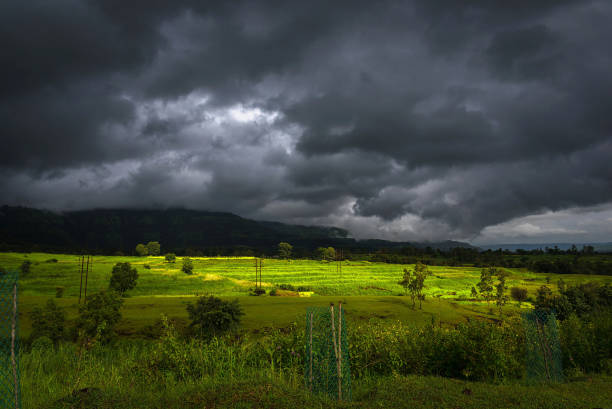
165, 253, 176, 263
20, 259, 32, 275
561, 312, 612, 374
143, 264, 151, 269
186, 296, 244, 339
31, 336, 53, 351
510, 286, 528, 306
278, 284, 296, 291
55, 286, 64, 298
182, 257, 194, 275
109, 262, 138, 295
30, 299, 66, 345
74, 290, 123, 344
45, 258, 58, 263
269, 289, 278, 296
135, 243, 148, 256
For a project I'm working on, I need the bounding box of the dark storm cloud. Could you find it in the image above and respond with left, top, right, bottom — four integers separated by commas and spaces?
1, 0, 612, 241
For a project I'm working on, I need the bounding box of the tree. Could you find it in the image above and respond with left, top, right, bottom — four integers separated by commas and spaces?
74, 290, 123, 344
324, 247, 336, 261
398, 268, 411, 296
477, 268, 495, 307
135, 243, 148, 256
495, 270, 509, 316
278, 242, 293, 259
165, 253, 176, 263
510, 286, 528, 307
411, 262, 431, 309
146, 241, 161, 256
186, 296, 244, 339
182, 257, 194, 275
30, 299, 65, 345
109, 262, 138, 296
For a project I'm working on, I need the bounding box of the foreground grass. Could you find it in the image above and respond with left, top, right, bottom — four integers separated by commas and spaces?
22, 342, 612, 409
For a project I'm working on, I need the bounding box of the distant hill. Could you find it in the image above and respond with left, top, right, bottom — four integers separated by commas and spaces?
478, 242, 612, 252
0, 205, 475, 255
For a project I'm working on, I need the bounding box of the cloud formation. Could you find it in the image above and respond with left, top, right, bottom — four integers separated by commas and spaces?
2, 0, 612, 243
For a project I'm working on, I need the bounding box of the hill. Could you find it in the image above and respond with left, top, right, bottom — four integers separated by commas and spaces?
0, 205, 475, 255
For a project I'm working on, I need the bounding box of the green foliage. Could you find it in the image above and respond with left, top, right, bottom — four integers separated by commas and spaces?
495, 270, 509, 316
74, 290, 123, 344
560, 312, 612, 374
278, 242, 293, 259
186, 296, 244, 339
510, 286, 528, 306
402, 262, 431, 309
20, 259, 32, 275
534, 282, 612, 320
182, 257, 194, 275
398, 268, 411, 295
146, 241, 161, 256
30, 335, 53, 351
316, 246, 336, 261
143, 263, 151, 269
470, 286, 478, 299
477, 267, 496, 306
109, 262, 139, 295
55, 286, 64, 298
135, 243, 148, 256
30, 299, 65, 345
165, 253, 176, 263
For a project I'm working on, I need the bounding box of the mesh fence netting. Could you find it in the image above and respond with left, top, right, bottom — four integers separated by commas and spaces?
522, 309, 563, 384
304, 304, 351, 400
0, 270, 21, 409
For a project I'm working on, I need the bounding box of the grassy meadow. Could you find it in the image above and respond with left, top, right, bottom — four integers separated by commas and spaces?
3, 251, 612, 408
2, 251, 611, 338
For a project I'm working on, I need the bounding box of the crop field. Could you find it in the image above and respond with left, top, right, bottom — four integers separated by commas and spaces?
2, 252, 611, 338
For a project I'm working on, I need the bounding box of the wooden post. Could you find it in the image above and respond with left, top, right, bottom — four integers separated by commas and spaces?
309, 311, 313, 391
338, 301, 343, 400
79, 255, 84, 303
330, 304, 341, 400
84, 256, 90, 302
11, 281, 20, 409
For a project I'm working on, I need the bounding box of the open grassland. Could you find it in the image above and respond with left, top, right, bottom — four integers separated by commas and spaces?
3, 251, 611, 337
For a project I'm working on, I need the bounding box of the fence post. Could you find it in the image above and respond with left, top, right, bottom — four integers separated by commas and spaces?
11, 281, 19, 409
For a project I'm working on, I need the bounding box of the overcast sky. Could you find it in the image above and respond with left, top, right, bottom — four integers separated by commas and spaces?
2, 0, 611, 245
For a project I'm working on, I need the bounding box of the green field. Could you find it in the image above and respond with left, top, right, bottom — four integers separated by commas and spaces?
3, 252, 611, 338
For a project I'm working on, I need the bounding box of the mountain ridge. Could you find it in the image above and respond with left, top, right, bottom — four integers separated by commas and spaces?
0, 205, 476, 255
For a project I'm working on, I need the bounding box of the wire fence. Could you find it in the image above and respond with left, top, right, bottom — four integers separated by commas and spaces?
0, 270, 21, 409
522, 309, 563, 384
304, 303, 351, 401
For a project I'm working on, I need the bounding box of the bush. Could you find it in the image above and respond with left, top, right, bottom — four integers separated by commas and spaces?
182, 257, 194, 275
186, 296, 244, 339
165, 253, 176, 263
74, 290, 123, 344
20, 259, 32, 275
269, 289, 278, 296
55, 286, 64, 298
561, 312, 612, 374
143, 264, 151, 269
109, 262, 138, 295
45, 258, 58, 263
135, 243, 148, 256
510, 287, 528, 306
278, 284, 295, 291
297, 286, 311, 292
31, 336, 53, 351
30, 299, 66, 345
